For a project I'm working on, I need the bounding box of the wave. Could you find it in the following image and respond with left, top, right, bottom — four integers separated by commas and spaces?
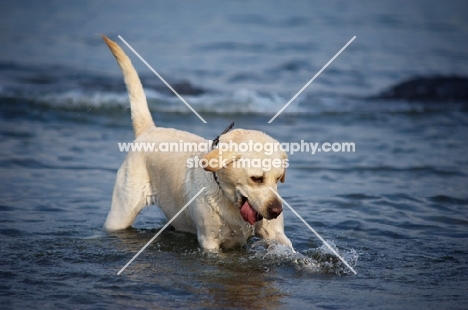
0, 87, 303, 114
3, 86, 467, 117
1, 61, 467, 116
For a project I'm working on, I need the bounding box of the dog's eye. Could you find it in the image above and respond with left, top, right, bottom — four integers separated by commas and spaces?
250, 176, 264, 184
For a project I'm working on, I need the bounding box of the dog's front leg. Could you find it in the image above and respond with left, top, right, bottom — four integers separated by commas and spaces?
255, 213, 295, 252
196, 222, 224, 251
190, 202, 223, 251
197, 232, 221, 251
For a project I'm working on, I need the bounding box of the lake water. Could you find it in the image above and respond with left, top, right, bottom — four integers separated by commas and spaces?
1, 0, 467, 309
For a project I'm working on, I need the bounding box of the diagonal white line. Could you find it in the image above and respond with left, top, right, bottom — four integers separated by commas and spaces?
268, 36, 356, 123
117, 187, 206, 275
118, 35, 207, 124
268, 187, 357, 274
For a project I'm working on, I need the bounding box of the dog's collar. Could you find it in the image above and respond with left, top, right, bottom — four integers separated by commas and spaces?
212, 121, 235, 149
212, 122, 235, 186
213, 171, 220, 186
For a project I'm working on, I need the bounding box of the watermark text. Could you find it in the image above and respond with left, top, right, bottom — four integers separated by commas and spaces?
117, 140, 355, 155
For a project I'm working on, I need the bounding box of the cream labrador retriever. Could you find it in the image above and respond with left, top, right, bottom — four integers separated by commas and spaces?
103, 36, 293, 251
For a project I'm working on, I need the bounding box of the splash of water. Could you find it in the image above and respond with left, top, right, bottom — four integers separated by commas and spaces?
249, 239, 358, 276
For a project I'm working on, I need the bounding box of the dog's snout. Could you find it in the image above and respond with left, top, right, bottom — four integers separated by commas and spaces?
267, 200, 283, 219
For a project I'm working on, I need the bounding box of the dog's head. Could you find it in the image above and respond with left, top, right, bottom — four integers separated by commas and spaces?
202, 129, 287, 225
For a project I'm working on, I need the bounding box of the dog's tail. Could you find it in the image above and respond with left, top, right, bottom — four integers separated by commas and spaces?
102, 35, 155, 137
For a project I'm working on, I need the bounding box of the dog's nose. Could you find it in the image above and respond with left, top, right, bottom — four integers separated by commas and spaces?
267, 202, 283, 219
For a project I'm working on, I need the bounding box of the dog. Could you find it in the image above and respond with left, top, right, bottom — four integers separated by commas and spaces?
102, 36, 293, 251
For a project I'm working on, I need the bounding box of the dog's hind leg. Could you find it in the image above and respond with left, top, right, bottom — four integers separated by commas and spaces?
104, 154, 150, 231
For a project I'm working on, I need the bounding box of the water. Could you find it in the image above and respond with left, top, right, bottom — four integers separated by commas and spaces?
1, 0, 468, 309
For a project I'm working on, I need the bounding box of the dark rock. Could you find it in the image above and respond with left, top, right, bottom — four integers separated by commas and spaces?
169, 81, 206, 96
375, 76, 468, 102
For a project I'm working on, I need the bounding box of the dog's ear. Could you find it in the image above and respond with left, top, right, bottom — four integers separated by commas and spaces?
202, 148, 240, 172
280, 170, 286, 183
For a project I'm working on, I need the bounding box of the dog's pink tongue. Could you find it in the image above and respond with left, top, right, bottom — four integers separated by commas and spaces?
240, 200, 258, 225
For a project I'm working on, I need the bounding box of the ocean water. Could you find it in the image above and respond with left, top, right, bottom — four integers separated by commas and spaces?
1, 1, 468, 309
